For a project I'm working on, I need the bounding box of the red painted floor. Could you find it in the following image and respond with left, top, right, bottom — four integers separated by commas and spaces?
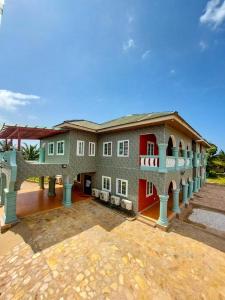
16, 182, 90, 218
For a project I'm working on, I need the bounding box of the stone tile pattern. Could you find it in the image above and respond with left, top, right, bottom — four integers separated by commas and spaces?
1, 201, 225, 300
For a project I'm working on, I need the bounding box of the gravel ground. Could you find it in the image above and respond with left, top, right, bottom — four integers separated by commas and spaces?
189, 208, 225, 232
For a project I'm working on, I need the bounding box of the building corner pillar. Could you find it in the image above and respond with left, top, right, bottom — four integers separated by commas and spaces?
4, 189, 18, 224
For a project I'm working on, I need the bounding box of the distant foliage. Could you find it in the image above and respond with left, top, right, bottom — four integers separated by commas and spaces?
207, 144, 225, 176
0, 140, 13, 152
22, 143, 39, 161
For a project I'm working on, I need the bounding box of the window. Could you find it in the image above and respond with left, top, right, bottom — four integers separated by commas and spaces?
88, 142, 95, 156
48, 142, 54, 156
146, 181, 153, 196
147, 142, 154, 156
56, 141, 64, 155
117, 140, 129, 157
116, 178, 128, 197
77, 140, 85, 156
103, 142, 112, 156
102, 176, 111, 192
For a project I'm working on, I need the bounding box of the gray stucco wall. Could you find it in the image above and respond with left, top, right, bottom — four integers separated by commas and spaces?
41, 132, 70, 164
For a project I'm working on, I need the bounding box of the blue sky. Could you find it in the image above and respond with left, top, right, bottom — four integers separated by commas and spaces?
0, 0, 225, 149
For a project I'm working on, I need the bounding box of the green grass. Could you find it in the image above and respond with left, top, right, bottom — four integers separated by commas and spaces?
207, 174, 225, 185
27, 177, 49, 184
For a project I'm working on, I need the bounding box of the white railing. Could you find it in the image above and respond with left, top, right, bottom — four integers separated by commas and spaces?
140, 156, 159, 168
178, 157, 185, 167
166, 157, 176, 168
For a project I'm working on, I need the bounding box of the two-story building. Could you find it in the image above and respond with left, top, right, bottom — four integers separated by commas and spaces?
0, 111, 209, 229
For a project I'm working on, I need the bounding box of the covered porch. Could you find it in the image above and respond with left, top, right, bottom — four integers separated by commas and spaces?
138, 178, 194, 227
16, 181, 90, 218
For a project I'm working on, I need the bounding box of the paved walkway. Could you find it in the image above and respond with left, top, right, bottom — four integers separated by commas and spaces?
1, 200, 225, 299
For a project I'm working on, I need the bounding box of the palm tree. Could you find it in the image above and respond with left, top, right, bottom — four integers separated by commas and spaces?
22, 143, 39, 161
0, 140, 13, 152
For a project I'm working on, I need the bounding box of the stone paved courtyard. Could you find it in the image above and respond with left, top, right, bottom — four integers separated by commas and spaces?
1, 200, 225, 299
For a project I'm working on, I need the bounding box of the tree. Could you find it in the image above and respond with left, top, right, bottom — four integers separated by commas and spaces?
0, 140, 13, 152
22, 143, 39, 161
206, 143, 218, 173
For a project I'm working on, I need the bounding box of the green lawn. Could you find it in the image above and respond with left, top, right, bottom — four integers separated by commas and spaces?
27, 177, 49, 184
207, 174, 225, 185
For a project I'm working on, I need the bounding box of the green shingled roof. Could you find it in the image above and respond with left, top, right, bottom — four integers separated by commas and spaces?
62, 111, 175, 130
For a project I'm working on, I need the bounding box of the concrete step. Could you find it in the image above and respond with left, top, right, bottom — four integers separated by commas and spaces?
137, 214, 157, 228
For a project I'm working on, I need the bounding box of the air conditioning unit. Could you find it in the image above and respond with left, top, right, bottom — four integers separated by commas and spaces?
110, 195, 120, 206
92, 188, 100, 198
99, 191, 110, 202
121, 199, 132, 211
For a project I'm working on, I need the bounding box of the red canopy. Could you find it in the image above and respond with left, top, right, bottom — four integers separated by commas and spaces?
0, 124, 68, 140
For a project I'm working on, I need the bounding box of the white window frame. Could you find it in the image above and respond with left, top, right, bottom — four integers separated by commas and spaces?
48, 142, 54, 156
77, 140, 85, 156
88, 142, 96, 157
147, 141, 154, 156
116, 178, 128, 197
56, 140, 65, 155
117, 140, 129, 157
103, 142, 112, 157
146, 181, 153, 197
102, 176, 111, 192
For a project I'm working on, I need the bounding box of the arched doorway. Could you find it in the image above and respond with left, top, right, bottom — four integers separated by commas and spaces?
167, 135, 176, 156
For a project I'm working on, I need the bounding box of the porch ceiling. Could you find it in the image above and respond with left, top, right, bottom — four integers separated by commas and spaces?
0, 124, 68, 140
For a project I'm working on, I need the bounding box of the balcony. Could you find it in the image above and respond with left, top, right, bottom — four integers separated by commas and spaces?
140, 154, 193, 172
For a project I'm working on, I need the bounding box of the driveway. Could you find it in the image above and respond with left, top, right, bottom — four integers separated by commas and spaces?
0, 200, 225, 299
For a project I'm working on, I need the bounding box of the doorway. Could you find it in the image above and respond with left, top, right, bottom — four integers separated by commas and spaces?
84, 175, 92, 195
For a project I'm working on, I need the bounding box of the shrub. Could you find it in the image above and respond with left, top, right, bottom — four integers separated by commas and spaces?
208, 170, 218, 178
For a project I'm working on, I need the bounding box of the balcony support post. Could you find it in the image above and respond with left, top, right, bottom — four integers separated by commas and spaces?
193, 152, 197, 168
188, 180, 194, 199
158, 143, 168, 173
182, 183, 189, 205
172, 147, 179, 171
157, 194, 169, 227
172, 189, 181, 214
48, 176, 56, 197
63, 183, 73, 208
39, 176, 45, 190
182, 149, 187, 169
189, 150, 193, 168
193, 177, 198, 193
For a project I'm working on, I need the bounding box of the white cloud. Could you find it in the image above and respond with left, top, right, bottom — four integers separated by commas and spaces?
200, 0, 225, 28
141, 50, 151, 60
0, 90, 40, 111
199, 40, 208, 51
123, 39, 135, 52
